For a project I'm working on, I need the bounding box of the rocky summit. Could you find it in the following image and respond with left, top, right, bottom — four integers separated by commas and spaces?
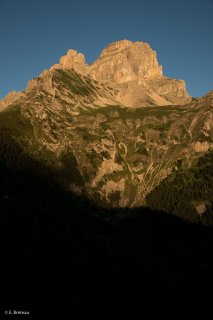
89, 40, 191, 106
48, 40, 191, 107
0, 40, 212, 208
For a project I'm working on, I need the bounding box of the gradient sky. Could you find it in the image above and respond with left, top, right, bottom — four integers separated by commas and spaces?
0, 0, 212, 99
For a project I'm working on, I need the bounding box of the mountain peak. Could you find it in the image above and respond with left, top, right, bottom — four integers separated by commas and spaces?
89, 39, 163, 84
0, 39, 192, 108
88, 40, 190, 105
50, 49, 87, 74
100, 39, 133, 55
99, 39, 152, 56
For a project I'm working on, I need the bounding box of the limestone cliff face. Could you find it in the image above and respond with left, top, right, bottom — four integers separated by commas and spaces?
89, 40, 163, 83
0, 90, 24, 110
146, 77, 191, 105
88, 40, 190, 105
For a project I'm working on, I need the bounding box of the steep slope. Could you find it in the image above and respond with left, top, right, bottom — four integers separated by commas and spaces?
0, 90, 24, 111
0, 80, 212, 208
0, 40, 212, 209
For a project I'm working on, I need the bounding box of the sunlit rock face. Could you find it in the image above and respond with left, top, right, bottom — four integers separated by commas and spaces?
145, 77, 191, 105
0, 40, 191, 110
1, 39, 212, 208
0, 91, 24, 110
89, 40, 163, 83
50, 49, 88, 74
44, 40, 191, 106
88, 40, 190, 105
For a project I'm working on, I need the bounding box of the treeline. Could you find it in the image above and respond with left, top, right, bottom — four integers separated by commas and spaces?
146, 152, 213, 226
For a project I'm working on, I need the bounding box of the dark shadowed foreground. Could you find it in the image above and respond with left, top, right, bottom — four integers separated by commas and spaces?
1, 135, 213, 315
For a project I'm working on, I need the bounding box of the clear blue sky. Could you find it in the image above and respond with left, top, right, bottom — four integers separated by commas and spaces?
0, 0, 212, 98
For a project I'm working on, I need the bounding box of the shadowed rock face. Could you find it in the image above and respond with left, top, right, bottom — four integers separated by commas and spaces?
0, 40, 212, 208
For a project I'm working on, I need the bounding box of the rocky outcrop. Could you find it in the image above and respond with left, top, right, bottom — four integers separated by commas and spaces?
87, 40, 190, 105
199, 90, 213, 106
0, 90, 24, 110
146, 77, 191, 105
50, 49, 88, 74
26, 70, 56, 96
195, 203, 207, 215
89, 40, 163, 83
